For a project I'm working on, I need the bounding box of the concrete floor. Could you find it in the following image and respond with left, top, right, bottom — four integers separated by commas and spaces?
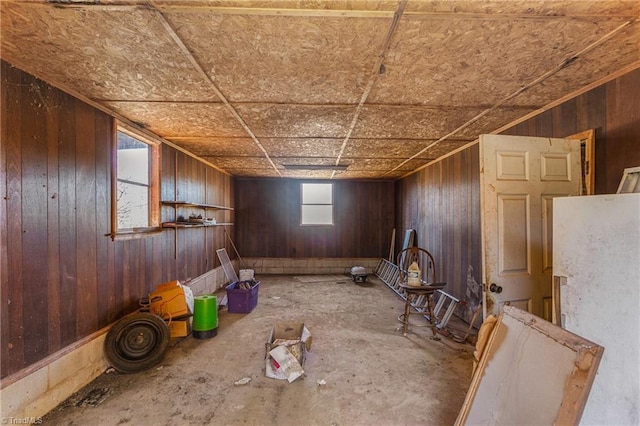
44, 275, 474, 426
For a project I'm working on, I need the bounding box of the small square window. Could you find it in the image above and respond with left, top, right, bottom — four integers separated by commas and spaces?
301, 183, 333, 225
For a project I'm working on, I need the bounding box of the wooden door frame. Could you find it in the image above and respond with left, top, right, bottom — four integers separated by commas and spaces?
566, 129, 595, 195
552, 130, 594, 325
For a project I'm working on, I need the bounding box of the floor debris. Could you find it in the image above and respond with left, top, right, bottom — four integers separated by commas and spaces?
76, 388, 111, 407
234, 377, 251, 386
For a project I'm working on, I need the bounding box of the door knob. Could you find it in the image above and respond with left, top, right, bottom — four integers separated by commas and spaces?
490, 283, 503, 293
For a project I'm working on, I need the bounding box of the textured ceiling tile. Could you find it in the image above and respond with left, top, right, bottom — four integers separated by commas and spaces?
272, 157, 347, 167
457, 107, 538, 138
0, 3, 217, 102
346, 158, 428, 171
170, 1, 399, 11
504, 23, 640, 107
236, 104, 355, 138
166, 11, 389, 103
352, 106, 480, 139
260, 138, 343, 157
281, 169, 335, 179
368, 15, 632, 106
201, 156, 272, 170
404, 0, 640, 16
334, 170, 405, 180
224, 168, 282, 178
342, 139, 439, 159
104, 102, 247, 137
419, 139, 477, 159
2, 1, 638, 181
168, 137, 262, 156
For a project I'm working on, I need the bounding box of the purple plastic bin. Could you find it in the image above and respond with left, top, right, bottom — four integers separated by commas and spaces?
226, 281, 259, 313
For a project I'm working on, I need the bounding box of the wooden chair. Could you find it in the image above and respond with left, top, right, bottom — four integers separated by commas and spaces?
396, 247, 446, 339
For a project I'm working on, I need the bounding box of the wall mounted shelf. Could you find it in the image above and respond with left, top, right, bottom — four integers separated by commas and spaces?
161, 200, 234, 258
162, 222, 234, 228
161, 201, 234, 211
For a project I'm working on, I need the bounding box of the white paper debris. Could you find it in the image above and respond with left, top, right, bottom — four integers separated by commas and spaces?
234, 377, 252, 386
317, 379, 327, 386
269, 345, 304, 383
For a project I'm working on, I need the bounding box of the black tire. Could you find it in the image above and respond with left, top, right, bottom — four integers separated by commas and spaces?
104, 312, 170, 374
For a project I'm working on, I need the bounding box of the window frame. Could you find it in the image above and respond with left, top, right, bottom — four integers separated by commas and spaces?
110, 122, 161, 240
300, 182, 334, 226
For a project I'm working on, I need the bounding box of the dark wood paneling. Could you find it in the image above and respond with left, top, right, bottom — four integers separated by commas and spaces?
396, 146, 482, 323
0, 60, 9, 377
604, 72, 640, 193
46, 83, 62, 354
1, 62, 234, 379
94, 111, 113, 327
21, 74, 50, 365
234, 178, 395, 258
75, 101, 99, 338
57, 86, 79, 349
4, 63, 25, 371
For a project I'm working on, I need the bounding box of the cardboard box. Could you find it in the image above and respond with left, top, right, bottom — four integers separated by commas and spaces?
265, 323, 312, 382
149, 280, 194, 320
168, 318, 192, 338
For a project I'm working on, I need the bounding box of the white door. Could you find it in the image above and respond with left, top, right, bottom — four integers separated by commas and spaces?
480, 134, 581, 319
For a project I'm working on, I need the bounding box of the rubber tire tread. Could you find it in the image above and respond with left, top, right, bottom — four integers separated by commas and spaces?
104, 312, 170, 374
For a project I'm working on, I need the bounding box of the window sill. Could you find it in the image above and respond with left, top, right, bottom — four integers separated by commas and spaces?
107, 227, 163, 241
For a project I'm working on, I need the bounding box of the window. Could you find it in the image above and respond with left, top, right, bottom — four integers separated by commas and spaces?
301, 183, 333, 225
112, 125, 160, 238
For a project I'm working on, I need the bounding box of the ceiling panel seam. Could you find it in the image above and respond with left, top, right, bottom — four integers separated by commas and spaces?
46, 2, 639, 20
149, 1, 282, 177
384, 17, 638, 177
155, 4, 395, 18
332, 0, 408, 179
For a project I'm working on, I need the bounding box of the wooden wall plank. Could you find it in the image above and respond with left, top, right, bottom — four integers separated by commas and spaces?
113, 237, 125, 322
605, 72, 640, 193
94, 110, 112, 328
3, 63, 25, 371
45, 81, 61, 354
0, 62, 10, 376
553, 98, 577, 138
74, 101, 98, 337
20, 75, 51, 365
57, 89, 78, 349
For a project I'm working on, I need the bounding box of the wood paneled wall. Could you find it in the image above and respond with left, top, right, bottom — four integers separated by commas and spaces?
234, 178, 394, 258
0, 61, 234, 379
503, 67, 640, 194
160, 147, 235, 281
396, 146, 482, 323
396, 67, 640, 324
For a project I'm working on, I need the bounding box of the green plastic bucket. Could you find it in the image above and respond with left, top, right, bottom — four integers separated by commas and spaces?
192, 295, 218, 339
